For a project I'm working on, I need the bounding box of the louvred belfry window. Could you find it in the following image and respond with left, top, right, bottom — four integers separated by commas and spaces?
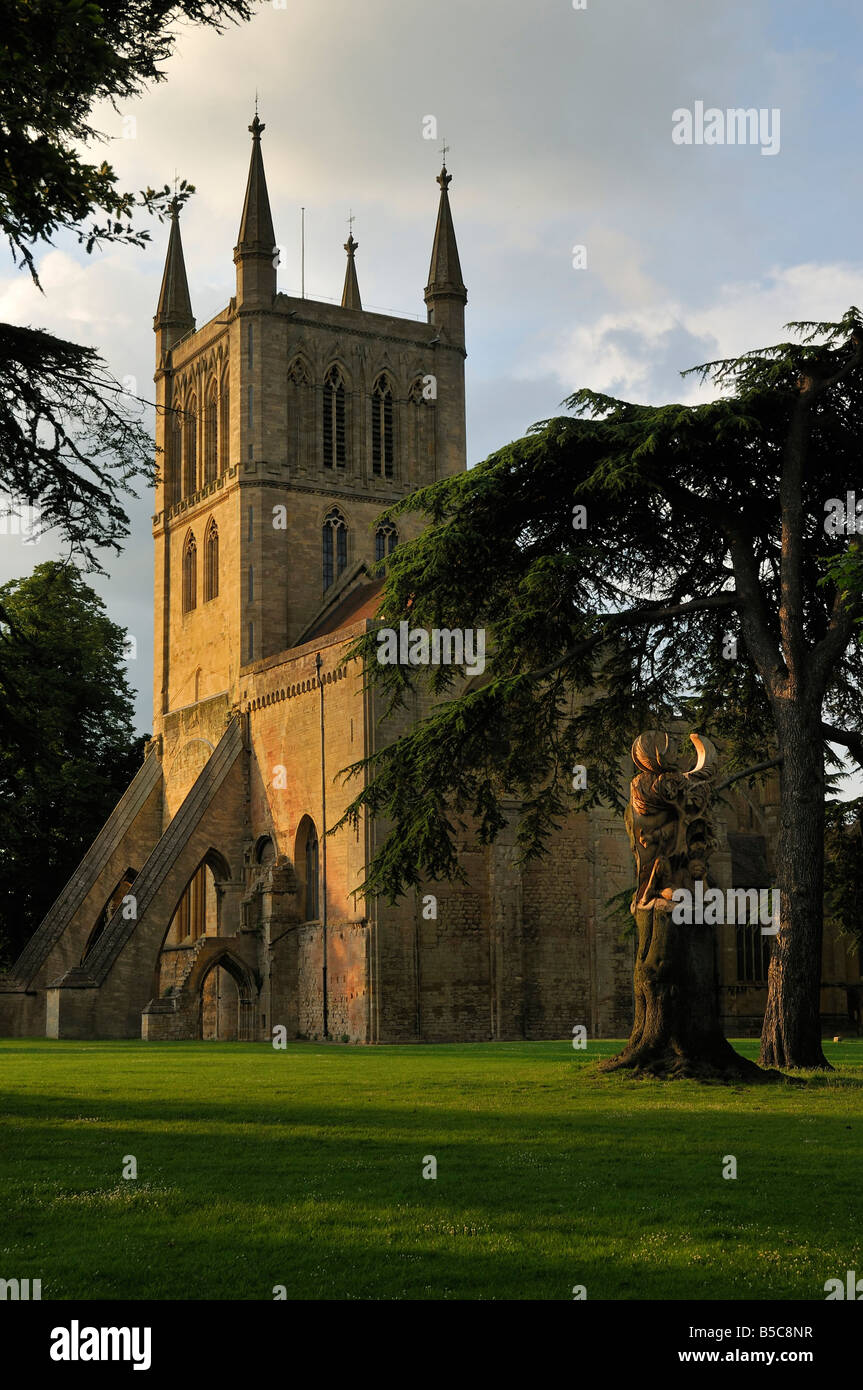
183, 396, 198, 496
372, 375, 394, 479
204, 384, 218, 484
323, 365, 346, 469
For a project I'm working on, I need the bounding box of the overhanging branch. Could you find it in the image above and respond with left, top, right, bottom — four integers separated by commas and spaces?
715, 758, 783, 793
525, 592, 739, 683
822, 722, 863, 768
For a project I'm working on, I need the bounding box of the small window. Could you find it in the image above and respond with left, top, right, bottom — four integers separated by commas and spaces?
204, 519, 219, 602
322, 508, 348, 591
736, 922, 772, 983
728, 833, 772, 982
182, 532, 197, 612
374, 523, 398, 564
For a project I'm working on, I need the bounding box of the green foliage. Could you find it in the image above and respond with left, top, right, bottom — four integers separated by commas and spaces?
824, 797, 863, 949
0, 0, 252, 280
335, 313, 863, 903
0, 324, 154, 568
0, 562, 145, 964
0, 0, 254, 564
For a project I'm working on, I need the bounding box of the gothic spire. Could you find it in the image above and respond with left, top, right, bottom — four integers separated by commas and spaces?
154, 197, 194, 344
341, 230, 362, 311
236, 113, 276, 252
234, 113, 277, 305
424, 162, 466, 304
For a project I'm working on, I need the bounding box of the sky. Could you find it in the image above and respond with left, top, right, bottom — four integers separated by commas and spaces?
2, 0, 863, 761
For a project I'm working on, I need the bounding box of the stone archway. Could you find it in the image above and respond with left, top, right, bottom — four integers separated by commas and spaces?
81, 868, 138, 965
152, 847, 234, 999
201, 962, 239, 1039
195, 951, 258, 1041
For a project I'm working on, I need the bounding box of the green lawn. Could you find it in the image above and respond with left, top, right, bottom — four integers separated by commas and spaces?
0, 1038, 861, 1300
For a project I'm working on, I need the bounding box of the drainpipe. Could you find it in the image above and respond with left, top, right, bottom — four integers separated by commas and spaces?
316, 652, 329, 1039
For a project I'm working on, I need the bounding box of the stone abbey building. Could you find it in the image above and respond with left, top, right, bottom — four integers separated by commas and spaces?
0, 119, 859, 1043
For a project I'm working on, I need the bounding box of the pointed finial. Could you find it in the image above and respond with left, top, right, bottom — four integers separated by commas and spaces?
344, 209, 358, 258
249, 112, 265, 139
437, 138, 452, 190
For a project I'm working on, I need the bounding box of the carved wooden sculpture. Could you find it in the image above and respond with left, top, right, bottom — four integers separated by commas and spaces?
600, 729, 763, 1079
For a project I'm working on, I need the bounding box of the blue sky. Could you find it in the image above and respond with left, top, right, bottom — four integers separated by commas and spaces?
1, 0, 862, 765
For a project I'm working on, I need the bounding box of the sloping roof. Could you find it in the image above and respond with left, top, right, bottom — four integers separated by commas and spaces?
301, 576, 385, 642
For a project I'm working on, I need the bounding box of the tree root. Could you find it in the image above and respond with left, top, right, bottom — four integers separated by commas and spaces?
598, 1043, 784, 1083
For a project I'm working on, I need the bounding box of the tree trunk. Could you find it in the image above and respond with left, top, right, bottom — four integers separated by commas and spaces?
760, 701, 831, 1069
600, 904, 770, 1080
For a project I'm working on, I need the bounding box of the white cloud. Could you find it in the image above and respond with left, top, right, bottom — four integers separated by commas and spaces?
533, 262, 863, 404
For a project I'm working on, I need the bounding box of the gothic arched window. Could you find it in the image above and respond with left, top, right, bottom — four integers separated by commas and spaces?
204, 518, 219, 602
305, 827, 319, 920
219, 376, 230, 473
371, 374, 394, 479
183, 395, 198, 497
295, 816, 319, 921
169, 411, 182, 506
204, 383, 218, 484
323, 365, 346, 469
375, 522, 398, 564
322, 507, 348, 592
182, 531, 197, 612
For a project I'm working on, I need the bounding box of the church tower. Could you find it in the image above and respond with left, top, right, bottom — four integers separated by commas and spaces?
152, 117, 468, 734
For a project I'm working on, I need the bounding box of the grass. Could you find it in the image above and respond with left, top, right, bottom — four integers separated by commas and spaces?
0, 1037, 861, 1300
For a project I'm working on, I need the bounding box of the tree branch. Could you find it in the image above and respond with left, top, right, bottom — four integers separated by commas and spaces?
715, 758, 783, 792
822, 722, 863, 768
812, 536, 863, 690
525, 592, 739, 683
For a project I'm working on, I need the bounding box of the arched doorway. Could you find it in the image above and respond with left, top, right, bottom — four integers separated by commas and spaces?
196, 952, 257, 1040
201, 962, 239, 1039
